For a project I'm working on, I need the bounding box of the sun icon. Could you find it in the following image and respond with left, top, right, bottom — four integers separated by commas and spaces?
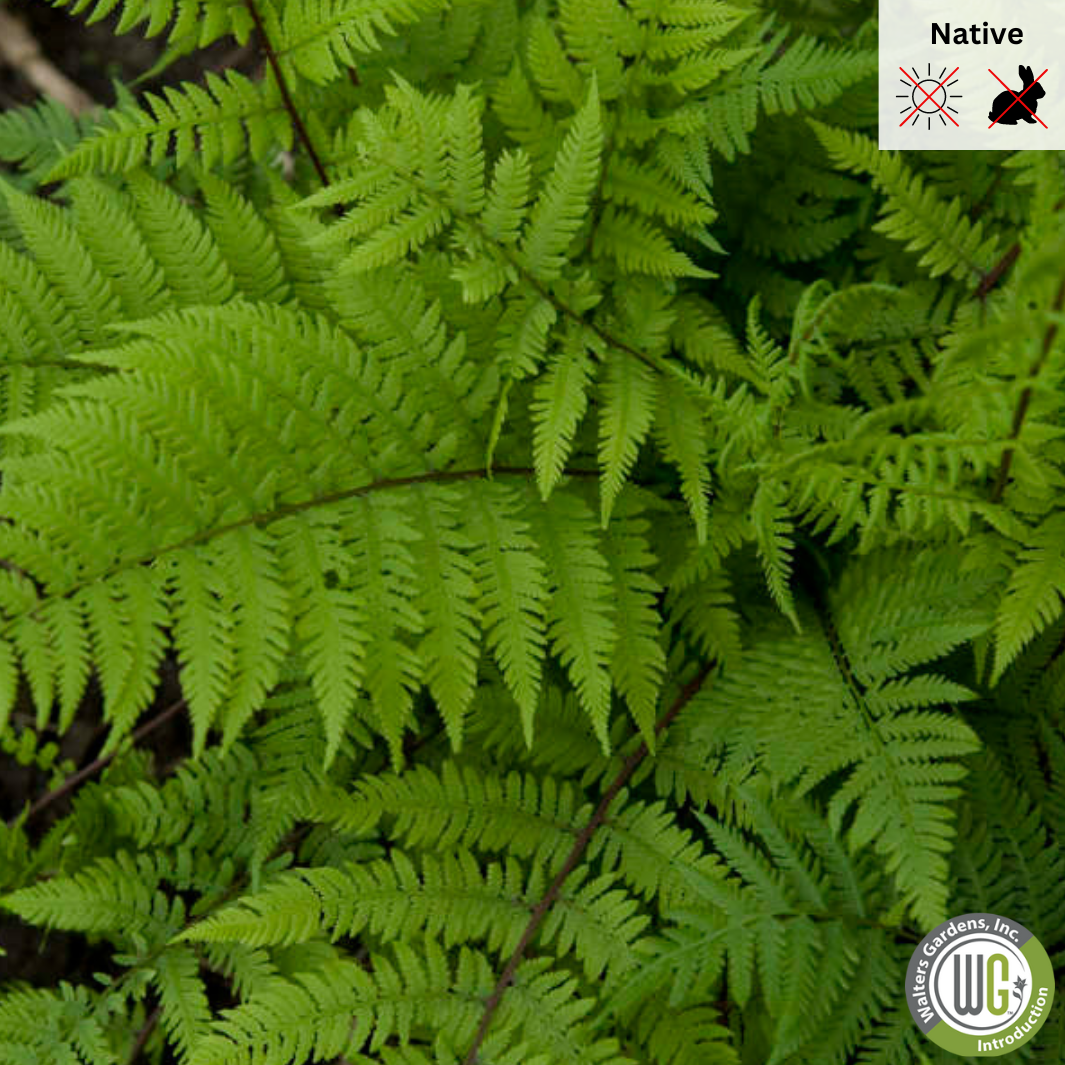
898, 64, 962, 129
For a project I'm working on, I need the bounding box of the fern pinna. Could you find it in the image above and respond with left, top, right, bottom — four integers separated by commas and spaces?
0, 0, 1063, 1063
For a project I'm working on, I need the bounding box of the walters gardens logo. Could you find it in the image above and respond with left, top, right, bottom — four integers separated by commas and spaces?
906, 912, 1055, 1056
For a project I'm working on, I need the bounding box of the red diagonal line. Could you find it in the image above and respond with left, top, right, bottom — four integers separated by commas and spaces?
988, 68, 1048, 128
988, 68, 1047, 127
899, 66, 959, 126
899, 66, 960, 127
988, 67, 1046, 120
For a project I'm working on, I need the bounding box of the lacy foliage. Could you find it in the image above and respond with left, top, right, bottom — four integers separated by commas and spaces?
0, 0, 1063, 1063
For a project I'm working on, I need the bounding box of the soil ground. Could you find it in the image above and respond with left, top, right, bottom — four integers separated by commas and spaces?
0, 0, 256, 108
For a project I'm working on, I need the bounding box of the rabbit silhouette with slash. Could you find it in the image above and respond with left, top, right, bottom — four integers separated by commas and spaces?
989, 64, 1046, 123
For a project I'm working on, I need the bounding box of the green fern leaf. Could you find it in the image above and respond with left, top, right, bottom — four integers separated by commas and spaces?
594, 206, 712, 278
216, 526, 292, 751
347, 494, 425, 765
759, 34, 877, 115
520, 77, 603, 280
465, 483, 549, 743
601, 496, 666, 748
446, 83, 487, 214
277, 514, 367, 766
993, 513, 1065, 683
153, 945, 213, 1064
598, 352, 658, 525
167, 549, 236, 755
1, 851, 170, 937
410, 485, 481, 750
808, 120, 1000, 285
198, 170, 291, 302
750, 480, 800, 630
48, 72, 290, 178
496, 292, 559, 380
124, 170, 237, 306
274, 0, 447, 84
481, 148, 533, 246
41, 597, 91, 733
532, 327, 595, 499
653, 374, 711, 543
67, 176, 170, 319
0, 183, 120, 342
523, 489, 617, 752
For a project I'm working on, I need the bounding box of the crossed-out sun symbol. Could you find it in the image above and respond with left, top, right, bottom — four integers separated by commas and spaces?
898, 63, 963, 128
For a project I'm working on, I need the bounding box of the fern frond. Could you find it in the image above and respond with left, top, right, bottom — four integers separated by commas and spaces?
759, 33, 877, 115
653, 373, 711, 542
808, 120, 1001, 285
531, 326, 595, 499
46, 0, 251, 44
952, 751, 1065, 947
698, 560, 985, 928
153, 945, 213, 1063
0, 183, 120, 342
344, 494, 425, 764
167, 548, 237, 754
594, 206, 712, 278
410, 485, 481, 749
602, 154, 715, 230
993, 513, 1065, 683
48, 72, 290, 178
198, 170, 291, 302
526, 15, 585, 108
749, 480, 800, 630
183, 848, 648, 983
465, 482, 549, 744
480, 148, 533, 246
0, 5, 1060, 1064
520, 77, 603, 280
1, 851, 177, 939
600, 353, 656, 523
445, 82, 487, 215
626, 1001, 737, 1065
0, 97, 99, 187
495, 292, 559, 381
600, 494, 666, 747
277, 513, 367, 764
0, 983, 115, 1065
67, 176, 170, 319
215, 526, 293, 751
124, 170, 237, 305
272, 0, 447, 84
186, 947, 488, 1065
523, 487, 617, 751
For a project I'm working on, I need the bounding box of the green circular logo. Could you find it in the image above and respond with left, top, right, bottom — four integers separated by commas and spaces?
906, 913, 1055, 1056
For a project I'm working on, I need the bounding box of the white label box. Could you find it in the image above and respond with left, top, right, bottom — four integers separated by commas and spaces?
880, 0, 1065, 149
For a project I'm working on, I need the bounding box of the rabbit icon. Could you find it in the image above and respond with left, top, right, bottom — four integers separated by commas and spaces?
989, 64, 1047, 123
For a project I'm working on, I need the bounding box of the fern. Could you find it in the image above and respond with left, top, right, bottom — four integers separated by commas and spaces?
49, 71, 292, 177
807, 121, 1002, 286
0, 0, 1063, 1062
